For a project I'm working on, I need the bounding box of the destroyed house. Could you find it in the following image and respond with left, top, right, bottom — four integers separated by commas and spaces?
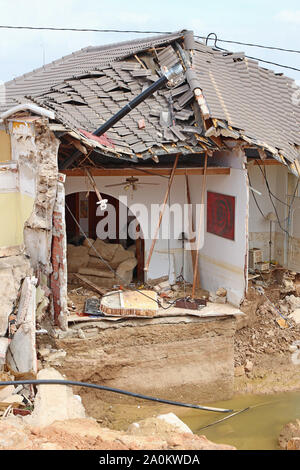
0, 28, 299, 339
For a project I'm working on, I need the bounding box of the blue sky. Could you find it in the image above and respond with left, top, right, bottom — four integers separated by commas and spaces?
0, 0, 299, 82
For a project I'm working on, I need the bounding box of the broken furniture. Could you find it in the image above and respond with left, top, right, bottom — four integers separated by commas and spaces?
84, 297, 102, 317
249, 248, 263, 270
100, 290, 158, 317
67, 238, 137, 288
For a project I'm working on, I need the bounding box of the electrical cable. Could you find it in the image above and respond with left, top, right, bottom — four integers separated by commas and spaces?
203, 33, 300, 72
0, 25, 299, 71
197, 35, 300, 54
197, 407, 250, 431
0, 379, 234, 413
0, 25, 298, 54
247, 172, 266, 218
255, 160, 291, 237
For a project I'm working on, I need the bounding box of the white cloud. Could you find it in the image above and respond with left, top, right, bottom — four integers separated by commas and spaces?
275, 10, 300, 25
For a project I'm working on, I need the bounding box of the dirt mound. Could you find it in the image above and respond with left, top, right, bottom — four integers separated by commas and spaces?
0, 417, 235, 450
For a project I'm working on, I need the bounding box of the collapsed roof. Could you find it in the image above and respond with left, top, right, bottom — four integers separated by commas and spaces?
1, 30, 300, 172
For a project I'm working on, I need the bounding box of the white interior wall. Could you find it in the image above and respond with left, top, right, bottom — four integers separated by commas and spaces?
65, 163, 248, 306
248, 163, 288, 264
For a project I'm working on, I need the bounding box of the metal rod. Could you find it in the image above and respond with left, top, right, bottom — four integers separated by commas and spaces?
94, 64, 183, 137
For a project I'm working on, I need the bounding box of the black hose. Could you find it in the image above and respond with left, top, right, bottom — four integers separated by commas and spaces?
0, 379, 233, 413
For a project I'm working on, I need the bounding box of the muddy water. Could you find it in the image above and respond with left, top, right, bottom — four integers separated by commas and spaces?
182, 391, 300, 450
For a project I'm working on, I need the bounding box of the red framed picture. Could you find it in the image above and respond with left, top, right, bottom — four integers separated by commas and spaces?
207, 191, 235, 240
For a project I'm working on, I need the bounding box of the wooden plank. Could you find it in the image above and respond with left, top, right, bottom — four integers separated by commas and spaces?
73, 273, 108, 296
61, 167, 231, 177
100, 290, 158, 317
252, 159, 282, 166
185, 174, 200, 288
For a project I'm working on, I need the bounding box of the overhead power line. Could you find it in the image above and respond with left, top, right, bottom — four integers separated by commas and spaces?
198, 36, 300, 54
0, 25, 299, 72
0, 25, 299, 53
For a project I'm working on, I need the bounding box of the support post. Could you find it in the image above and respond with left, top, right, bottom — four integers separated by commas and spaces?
185, 173, 200, 288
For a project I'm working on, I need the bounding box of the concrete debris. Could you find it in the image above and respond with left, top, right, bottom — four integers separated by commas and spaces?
278, 419, 300, 450
287, 438, 300, 450
0, 255, 32, 336
2, 394, 24, 404
35, 286, 50, 322
0, 385, 15, 401
209, 289, 227, 304
234, 365, 245, 377
38, 348, 67, 364
289, 309, 300, 325
77, 329, 86, 339
157, 413, 193, 434
6, 276, 37, 375
0, 338, 10, 367
284, 295, 300, 312
24, 368, 85, 428
280, 279, 295, 294
216, 287, 227, 297
235, 281, 300, 368
244, 360, 253, 373
153, 280, 171, 293
45, 349, 67, 362
0, 415, 236, 450
38, 347, 51, 359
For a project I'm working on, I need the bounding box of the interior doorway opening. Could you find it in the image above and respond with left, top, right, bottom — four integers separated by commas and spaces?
65, 191, 145, 283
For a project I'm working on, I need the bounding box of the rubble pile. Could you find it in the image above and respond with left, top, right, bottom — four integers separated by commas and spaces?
234, 271, 300, 375
278, 419, 300, 450
0, 368, 235, 450
0, 371, 34, 419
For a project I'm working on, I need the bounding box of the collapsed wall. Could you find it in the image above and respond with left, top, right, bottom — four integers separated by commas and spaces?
0, 115, 67, 375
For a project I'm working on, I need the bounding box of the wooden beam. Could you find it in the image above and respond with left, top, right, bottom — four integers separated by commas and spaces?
252, 159, 282, 166
85, 168, 103, 202
61, 167, 231, 177
73, 274, 108, 296
185, 174, 200, 288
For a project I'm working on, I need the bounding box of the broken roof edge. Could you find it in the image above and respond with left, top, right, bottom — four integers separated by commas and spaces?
3, 30, 186, 90
85, 30, 185, 54
0, 103, 55, 122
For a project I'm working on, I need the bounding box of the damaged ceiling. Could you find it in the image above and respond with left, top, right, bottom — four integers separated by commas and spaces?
1, 30, 300, 172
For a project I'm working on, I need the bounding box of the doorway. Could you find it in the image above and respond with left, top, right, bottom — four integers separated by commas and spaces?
65, 191, 145, 282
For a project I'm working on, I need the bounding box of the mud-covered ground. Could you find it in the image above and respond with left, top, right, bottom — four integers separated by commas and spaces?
36, 278, 300, 433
